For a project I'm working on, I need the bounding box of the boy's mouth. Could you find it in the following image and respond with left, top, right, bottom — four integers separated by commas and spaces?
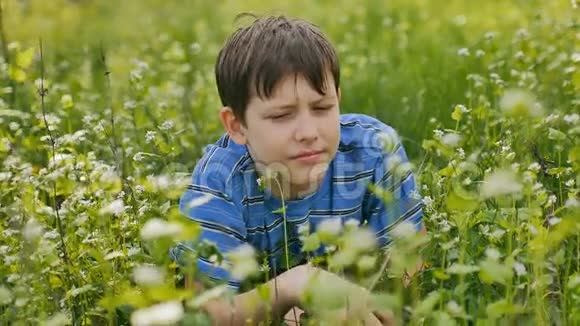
291, 150, 325, 163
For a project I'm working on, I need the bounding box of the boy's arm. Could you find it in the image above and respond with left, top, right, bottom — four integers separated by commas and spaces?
185, 265, 387, 325
185, 265, 304, 325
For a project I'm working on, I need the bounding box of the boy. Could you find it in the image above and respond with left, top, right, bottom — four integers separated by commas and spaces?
170, 15, 425, 325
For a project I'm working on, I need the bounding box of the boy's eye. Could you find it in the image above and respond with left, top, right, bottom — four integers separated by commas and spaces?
270, 113, 289, 120
314, 106, 332, 111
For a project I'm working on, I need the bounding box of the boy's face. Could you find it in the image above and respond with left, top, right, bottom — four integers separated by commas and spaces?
221, 71, 341, 198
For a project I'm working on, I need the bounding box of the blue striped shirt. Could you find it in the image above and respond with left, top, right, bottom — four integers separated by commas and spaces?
170, 113, 423, 291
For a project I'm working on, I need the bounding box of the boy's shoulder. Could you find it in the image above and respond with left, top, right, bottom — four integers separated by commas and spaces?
338, 113, 400, 160
191, 134, 250, 191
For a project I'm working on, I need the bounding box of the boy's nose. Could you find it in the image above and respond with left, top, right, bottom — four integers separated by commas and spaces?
294, 113, 318, 143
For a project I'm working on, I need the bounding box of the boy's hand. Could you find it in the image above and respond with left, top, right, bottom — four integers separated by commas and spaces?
285, 264, 395, 325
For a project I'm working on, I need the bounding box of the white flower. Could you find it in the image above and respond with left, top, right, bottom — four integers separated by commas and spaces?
527, 162, 541, 173
131, 301, 184, 326
99, 199, 125, 216
457, 48, 470, 56
345, 228, 376, 252
548, 217, 561, 226
485, 248, 501, 260
545, 195, 557, 207
159, 120, 174, 130
145, 131, 157, 143
45, 312, 70, 326
133, 265, 165, 286
188, 285, 228, 309
0, 286, 12, 305
441, 133, 462, 148
513, 262, 527, 276
565, 198, 579, 208
499, 89, 543, 118
392, 221, 416, 238
317, 218, 342, 237
480, 169, 522, 198
563, 113, 579, 124
133, 152, 145, 162
104, 250, 124, 260
376, 130, 399, 153
227, 244, 258, 280
140, 218, 181, 240
22, 219, 43, 242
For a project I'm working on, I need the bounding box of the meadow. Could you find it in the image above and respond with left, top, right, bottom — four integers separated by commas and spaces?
0, 0, 579, 324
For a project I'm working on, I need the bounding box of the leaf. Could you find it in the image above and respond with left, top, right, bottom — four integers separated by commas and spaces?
433, 269, 450, 280
548, 128, 566, 141
8, 65, 26, 82
446, 190, 479, 212
447, 263, 480, 275
302, 233, 321, 252
451, 105, 463, 121
486, 299, 524, 318
479, 258, 512, 285
15, 47, 35, 69
414, 290, 442, 317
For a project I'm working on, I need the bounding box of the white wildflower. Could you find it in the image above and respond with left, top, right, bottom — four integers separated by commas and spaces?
563, 113, 579, 124
441, 133, 462, 148
317, 218, 342, 237
565, 198, 579, 208
392, 221, 416, 238
227, 244, 259, 280
480, 169, 522, 198
45, 312, 70, 326
133, 265, 165, 286
377, 130, 399, 153
490, 228, 506, 239
548, 217, 561, 226
545, 194, 557, 207
99, 199, 125, 216
433, 129, 444, 138
140, 218, 181, 240
457, 48, 470, 56
145, 131, 157, 143
528, 162, 541, 173
22, 219, 43, 242
131, 301, 184, 326
513, 262, 527, 276
565, 179, 575, 187
104, 250, 124, 260
485, 248, 501, 260
499, 89, 543, 118
133, 152, 145, 162
159, 120, 174, 130
344, 228, 376, 252
0, 286, 12, 305
188, 285, 228, 309
544, 113, 560, 123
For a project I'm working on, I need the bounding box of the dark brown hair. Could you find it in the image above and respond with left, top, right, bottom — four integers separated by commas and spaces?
215, 14, 340, 125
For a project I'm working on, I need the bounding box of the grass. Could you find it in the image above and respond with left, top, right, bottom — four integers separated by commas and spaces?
0, 0, 578, 324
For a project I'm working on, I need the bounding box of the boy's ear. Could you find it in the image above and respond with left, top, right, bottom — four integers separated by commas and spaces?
219, 107, 247, 145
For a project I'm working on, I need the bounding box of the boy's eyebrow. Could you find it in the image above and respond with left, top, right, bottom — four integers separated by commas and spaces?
271, 96, 333, 110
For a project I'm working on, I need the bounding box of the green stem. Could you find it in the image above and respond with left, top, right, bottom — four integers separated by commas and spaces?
272, 176, 299, 324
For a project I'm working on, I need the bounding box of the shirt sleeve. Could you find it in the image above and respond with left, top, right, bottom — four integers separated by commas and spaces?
363, 129, 424, 249
169, 155, 247, 291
